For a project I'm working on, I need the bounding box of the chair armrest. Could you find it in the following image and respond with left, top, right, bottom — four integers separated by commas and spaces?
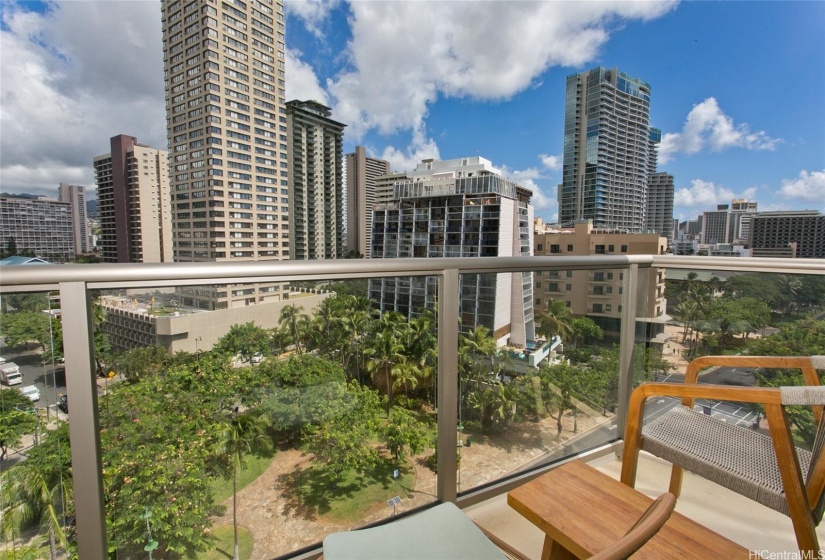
630, 382, 782, 407
781, 386, 825, 406
684, 355, 823, 385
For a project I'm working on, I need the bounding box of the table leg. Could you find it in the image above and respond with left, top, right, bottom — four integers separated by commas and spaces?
541, 534, 579, 560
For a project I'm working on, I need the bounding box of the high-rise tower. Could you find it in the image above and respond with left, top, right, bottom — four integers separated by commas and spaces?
345, 146, 390, 258
161, 0, 287, 309
94, 135, 172, 263
559, 67, 658, 232
58, 183, 90, 254
286, 100, 345, 260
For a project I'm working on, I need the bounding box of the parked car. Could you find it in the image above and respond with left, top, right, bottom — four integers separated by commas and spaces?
20, 385, 40, 402
251, 353, 264, 364
57, 395, 68, 414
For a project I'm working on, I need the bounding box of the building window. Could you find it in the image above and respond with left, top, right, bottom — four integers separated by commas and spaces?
535, 298, 541, 307
537, 243, 543, 251
535, 282, 541, 289
565, 284, 572, 291
550, 244, 560, 254
566, 271, 573, 278
549, 283, 559, 292
621, 245, 628, 253
605, 304, 612, 312
567, 244, 573, 251
608, 245, 614, 252
593, 304, 603, 313
595, 244, 605, 254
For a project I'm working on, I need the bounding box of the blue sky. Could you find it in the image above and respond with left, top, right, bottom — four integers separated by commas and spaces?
1, 1, 823, 224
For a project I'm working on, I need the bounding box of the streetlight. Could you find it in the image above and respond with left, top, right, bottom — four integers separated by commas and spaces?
195, 337, 202, 363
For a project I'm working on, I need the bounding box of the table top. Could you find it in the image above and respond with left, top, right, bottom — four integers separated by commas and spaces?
507, 460, 750, 559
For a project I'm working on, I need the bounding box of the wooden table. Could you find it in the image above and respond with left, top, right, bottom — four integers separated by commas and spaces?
507, 460, 750, 559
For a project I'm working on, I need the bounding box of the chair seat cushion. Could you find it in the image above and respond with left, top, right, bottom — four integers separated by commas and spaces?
642, 405, 812, 516
322, 502, 507, 560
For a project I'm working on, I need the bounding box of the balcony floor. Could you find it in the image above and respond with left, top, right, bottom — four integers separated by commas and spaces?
467, 452, 825, 558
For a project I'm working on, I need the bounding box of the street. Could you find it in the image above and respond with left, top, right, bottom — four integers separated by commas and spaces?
0, 343, 68, 421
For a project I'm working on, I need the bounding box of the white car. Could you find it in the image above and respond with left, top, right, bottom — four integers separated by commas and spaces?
20, 385, 40, 402
251, 353, 264, 364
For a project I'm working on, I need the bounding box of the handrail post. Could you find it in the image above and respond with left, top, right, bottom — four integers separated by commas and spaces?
437, 268, 459, 503
616, 264, 640, 456
59, 281, 107, 559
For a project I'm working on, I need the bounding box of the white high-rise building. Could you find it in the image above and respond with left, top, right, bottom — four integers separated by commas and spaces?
58, 183, 90, 254
161, 0, 287, 309
369, 157, 535, 346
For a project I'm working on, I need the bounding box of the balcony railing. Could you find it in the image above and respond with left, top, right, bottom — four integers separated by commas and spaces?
1, 255, 823, 559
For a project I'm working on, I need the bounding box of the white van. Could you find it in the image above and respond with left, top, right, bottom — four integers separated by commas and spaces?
0, 362, 22, 386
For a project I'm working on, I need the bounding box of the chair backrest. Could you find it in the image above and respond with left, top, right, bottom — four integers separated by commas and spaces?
589, 492, 676, 560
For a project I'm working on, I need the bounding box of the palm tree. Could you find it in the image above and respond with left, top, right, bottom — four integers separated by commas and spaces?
365, 313, 408, 415
278, 304, 308, 354
215, 412, 272, 560
392, 359, 420, 399
535, 299, 574, 342
7, 457, 73, 560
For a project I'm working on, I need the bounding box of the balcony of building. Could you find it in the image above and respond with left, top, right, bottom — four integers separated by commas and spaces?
0, 255, 823, 559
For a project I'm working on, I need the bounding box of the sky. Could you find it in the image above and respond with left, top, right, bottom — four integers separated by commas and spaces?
1, 0, 823, 224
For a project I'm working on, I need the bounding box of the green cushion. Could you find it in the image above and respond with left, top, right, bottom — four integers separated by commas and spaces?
323, 502, 507, 560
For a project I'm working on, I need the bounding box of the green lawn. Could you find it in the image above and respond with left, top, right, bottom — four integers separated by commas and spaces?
198, 525, 253, 560
210, 451, 276, 504
282, 458, 416, 524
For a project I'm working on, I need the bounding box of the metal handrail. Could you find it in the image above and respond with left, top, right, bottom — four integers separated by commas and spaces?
1, 254, 823, 559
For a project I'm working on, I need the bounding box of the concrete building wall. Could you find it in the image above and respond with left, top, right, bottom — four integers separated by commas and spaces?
750, 211, 825, 258
101, 292, 329, 354
0, 195, 74, 260
533, 221, 666, 341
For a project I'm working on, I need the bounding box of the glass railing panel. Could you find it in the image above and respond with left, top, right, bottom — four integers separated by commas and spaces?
97, 275, 438, 558
664, 269, 825, 363
645, 268, 825, 442
0, 289, 74, 558
455, 267, 635, 494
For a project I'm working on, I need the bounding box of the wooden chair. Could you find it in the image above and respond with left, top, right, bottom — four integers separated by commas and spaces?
621, 355, 825, 555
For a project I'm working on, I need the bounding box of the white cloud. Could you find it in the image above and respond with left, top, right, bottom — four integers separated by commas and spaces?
380, 127, 441, 173
285, 0, 340, 38
498, 165, 556, 211
286, 50, 329, 105
779, 169, 825, 203
674, 179, 756, 208
539, 154, 562, 171
0, 1, 165, 195
329, 0, 677, 139
659, 98, 781, 163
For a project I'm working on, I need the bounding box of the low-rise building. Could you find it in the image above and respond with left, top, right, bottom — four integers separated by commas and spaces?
533, 220, 667, 344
